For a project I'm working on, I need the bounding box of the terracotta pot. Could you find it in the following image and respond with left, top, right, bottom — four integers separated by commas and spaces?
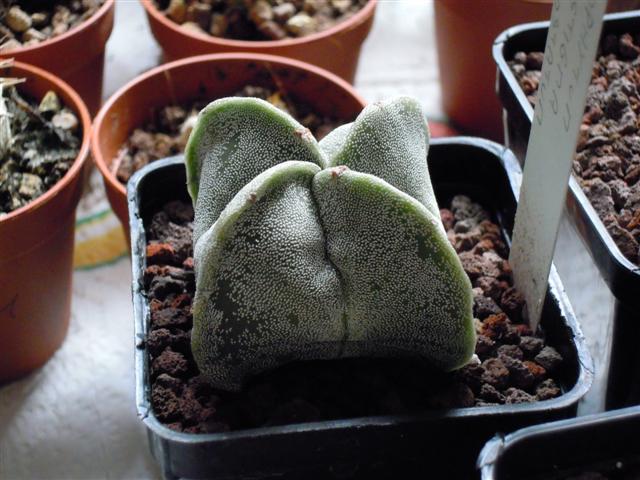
140, 0, 376, 83
434, 0, 552, 141
0, 0, 115, 116
0, 62, 92, 383
92, 52, 367, 237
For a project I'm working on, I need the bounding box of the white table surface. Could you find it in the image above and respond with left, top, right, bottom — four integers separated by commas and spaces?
0, 1, 609, 479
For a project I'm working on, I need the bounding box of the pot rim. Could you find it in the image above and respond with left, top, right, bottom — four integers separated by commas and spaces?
0, 0, 115, 55
477, 404, 640, 478
141, 0, 377, 49
492, 10, 640, 285
129, 138, 594, 446
0, 61, 91, 225
91, 51, 367, 199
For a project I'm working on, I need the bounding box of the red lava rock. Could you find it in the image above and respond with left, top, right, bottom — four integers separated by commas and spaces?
500, 355, 535, 390
479, 384, 505, 403
170, 293, 191, 309
180, 390, 205, 424
534, 346, 563, 373
149, 298, 163, 312
500, 287, 526, 323
504, 388, 536, 404
520, 336, 544, 358
147, 329, 172, 357
146, 242, 177, 265
155, 373, 183, 394
152, 349, 189, 378
481, 358, 510, 389
502, 325, 522, 346
475, 334, 496, 360
497, 344, 523, 361
535, 378, 561, 401
473, 293, 503, 319
474, 276, 503, 302
151, 307, 191, 329
481, 313, 509, 340
152, 385, 181, 422
149, 275, 186, 300
512, 324, 533, 337
524, 361, 547, 383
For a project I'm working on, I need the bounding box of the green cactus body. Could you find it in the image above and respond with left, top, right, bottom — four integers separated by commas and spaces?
185, 96, 475, 391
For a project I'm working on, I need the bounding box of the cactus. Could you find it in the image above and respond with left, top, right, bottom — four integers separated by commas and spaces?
185, 96, 475, 391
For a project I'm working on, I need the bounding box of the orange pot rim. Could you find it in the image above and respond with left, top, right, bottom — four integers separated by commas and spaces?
91, 52, 368, 199
0, 61, 91, 225
0, 0, 115, 56
141, 0, 377, 48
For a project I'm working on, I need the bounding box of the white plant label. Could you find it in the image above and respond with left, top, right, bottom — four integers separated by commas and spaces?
510, 0, 606, 330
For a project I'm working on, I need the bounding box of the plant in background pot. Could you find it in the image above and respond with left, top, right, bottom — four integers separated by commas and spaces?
0, 59, 91, 382
140, 0, 377, 82
129, 97, 592, 479
92, 52, 367, 235
0, 0, 115, 115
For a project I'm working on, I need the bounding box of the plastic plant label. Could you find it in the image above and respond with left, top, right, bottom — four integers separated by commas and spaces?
509, 0, 606, 330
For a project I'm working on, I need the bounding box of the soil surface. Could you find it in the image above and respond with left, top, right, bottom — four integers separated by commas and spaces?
155, 0, 368, 41
509, 34, 640, 265
143, 194, 564, 434
0, 86, 81, 215
114, 85, 347, 184
0, 1, 105, 51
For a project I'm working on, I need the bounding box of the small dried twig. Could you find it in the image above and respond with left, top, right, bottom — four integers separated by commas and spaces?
0, 58, 25, 158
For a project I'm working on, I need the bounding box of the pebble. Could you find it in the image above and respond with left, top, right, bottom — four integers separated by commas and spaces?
534, 346, 563, 373
52, 110, 79, 131
166, 0, 187, 23
6, 6, 32, 33
286, 12, 316, 36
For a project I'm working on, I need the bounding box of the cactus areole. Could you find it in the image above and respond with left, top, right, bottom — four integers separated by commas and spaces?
184, 96, 475, 391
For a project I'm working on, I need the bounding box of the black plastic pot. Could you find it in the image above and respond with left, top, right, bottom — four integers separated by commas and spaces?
478, 405, 640, 479
128, 138, 593, 480
493, 11, 640, 410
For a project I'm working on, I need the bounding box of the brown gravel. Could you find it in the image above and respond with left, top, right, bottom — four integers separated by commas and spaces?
154, 0, 368, 41
143, 194, 564, 434
0, 1, 104, 51
113, 85, 347, 184
509, 33, 640, 264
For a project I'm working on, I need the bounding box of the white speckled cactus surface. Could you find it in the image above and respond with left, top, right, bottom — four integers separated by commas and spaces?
185, 96, 475, 391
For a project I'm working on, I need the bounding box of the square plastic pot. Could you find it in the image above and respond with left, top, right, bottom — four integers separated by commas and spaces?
128, 138, 593, 480
478, 405, 640, 479
493, 11, 640, 410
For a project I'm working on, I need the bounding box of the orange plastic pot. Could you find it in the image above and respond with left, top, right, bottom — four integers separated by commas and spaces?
0, 0, 115, 116
140, 0, 376, 83
0, 62, 91, 383
434, 0, 553, 141
92, 53, 367, 237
